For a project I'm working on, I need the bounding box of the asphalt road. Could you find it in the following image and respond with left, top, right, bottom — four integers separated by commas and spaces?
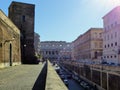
56, 66, 85, 90
68, 79, 84, 90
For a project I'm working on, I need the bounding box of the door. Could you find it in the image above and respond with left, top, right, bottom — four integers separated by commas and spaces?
10, 43, 12, 66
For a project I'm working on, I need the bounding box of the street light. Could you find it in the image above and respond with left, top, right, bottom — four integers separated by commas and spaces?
23, 44, 27, 63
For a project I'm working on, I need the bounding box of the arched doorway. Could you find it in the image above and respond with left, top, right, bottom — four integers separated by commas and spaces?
9, 43, 12, 66
0, 27, 3, 64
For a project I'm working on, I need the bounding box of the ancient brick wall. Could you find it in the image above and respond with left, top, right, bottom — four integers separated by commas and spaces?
0, 10, 21, 68
9, 1, 36, 64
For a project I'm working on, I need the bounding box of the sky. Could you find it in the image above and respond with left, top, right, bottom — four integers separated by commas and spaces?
0, 0, 120, 42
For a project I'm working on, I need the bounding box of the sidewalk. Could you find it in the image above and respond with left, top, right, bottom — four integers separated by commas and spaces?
0, 63, 44, 90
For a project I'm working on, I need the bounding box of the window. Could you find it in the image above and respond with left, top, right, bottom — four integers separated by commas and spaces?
52, 51, 54, 55
108, 44, 109, 48
115, 42, 117, 46
111, 56, 112, 58
111, 43, 113, 47
104, 56, 106, 58
60, 45, 62, 47
22, 15, 25, 22
105, 45, 106, 48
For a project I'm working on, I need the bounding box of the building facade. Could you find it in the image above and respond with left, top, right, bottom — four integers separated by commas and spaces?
40, 41, 72, 62
72, 28, 103, 63
9, 1, 36, 64
0, 10, 21, 68
103, 6, 120, 65
59, 43, 72, 61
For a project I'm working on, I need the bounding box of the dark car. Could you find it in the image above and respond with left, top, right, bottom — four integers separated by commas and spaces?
60, 75, 66, 80
80, 81, 91, 90
64, 79, 69, 86
65, 74, 72, 79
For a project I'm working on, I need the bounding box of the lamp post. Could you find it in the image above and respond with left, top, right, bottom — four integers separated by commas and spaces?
23, 44, 26, 63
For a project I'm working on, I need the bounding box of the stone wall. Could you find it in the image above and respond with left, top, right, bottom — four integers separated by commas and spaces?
0, 10, 21, 68
9, 1, 36, 64
62, 61, 120, 90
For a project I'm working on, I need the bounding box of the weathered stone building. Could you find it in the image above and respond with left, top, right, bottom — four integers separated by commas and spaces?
0, 10, 21, 68
8, 1, 36, 64
72, 28, 103, 63
40, 41, 72, 62
59, 43, 72, 61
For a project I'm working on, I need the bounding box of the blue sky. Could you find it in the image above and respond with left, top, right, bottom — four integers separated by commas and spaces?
0, 0, 120, 42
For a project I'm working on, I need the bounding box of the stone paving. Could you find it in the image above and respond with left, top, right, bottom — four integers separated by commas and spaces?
0, 63, 43, 90
45, 61, 68, 90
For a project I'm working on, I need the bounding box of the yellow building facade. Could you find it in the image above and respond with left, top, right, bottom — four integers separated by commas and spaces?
0, 10, 21, 68
73, 28, 103, 63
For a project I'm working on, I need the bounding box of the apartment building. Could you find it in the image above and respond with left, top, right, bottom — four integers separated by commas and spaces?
72, 28, 103, 63
103, 6, 120, 64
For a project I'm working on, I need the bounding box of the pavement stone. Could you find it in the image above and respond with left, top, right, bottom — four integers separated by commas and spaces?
45, 61, 68, 90
0, 63, 43, 90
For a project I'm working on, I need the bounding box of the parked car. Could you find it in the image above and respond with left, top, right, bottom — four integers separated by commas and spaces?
63, 79, 69, 86
80, 81, 91, 90
60, 75, 66, 80
65, 74, 72, 79
72, 74, 79, 81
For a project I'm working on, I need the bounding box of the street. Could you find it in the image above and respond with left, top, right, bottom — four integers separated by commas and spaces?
55, 65, 85, 90
68, 79, 84, 90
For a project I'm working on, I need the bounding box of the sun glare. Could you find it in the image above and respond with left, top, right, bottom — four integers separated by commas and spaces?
108, 0, 120, 6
